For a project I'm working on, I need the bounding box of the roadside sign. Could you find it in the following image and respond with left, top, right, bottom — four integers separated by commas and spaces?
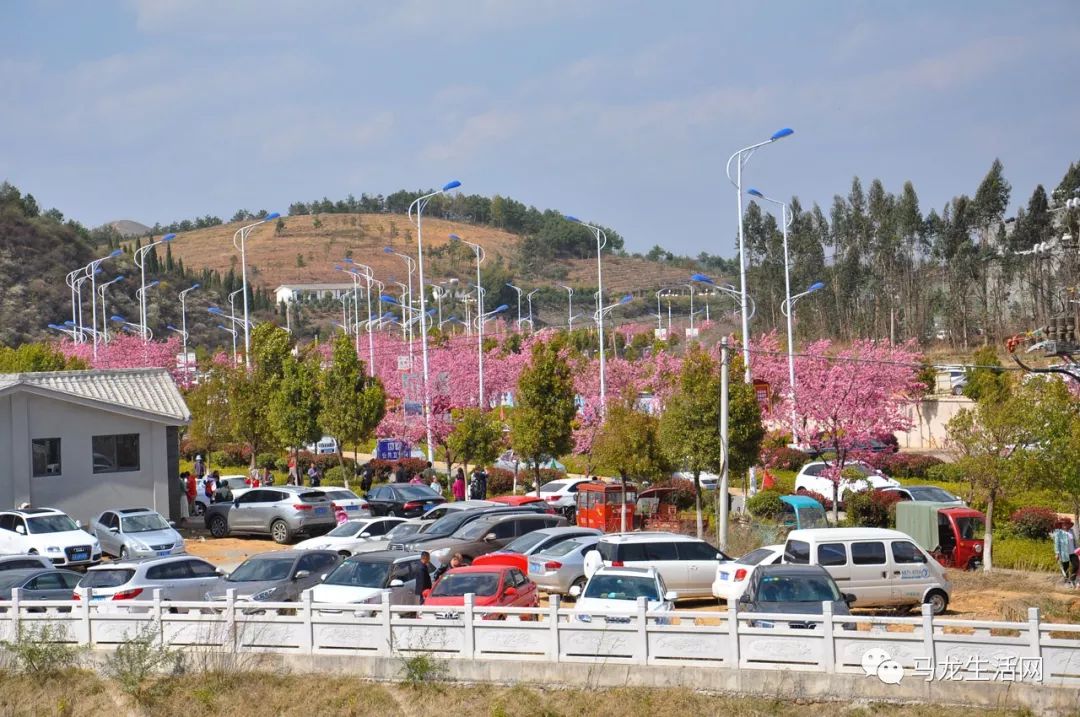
685, 327, 699, 339
753, 379, 770, 411
397, 355, 412, 371
376, 438, 410, 461
654, 328, 668, 340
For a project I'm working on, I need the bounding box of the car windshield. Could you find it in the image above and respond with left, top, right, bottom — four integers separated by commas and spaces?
227, 558, 294, 582
737, 548, 778, 566
539, 482, 564, 493
323, 561, 391, 588
81, 569, 134, 588
799, 506, 829, 529
542, 538, 592, 558
956, 517, 985, 540
121, 514, 170, 533
757, 575, 840, 603
583, 575, 658, 601
431, 572, 499, 597
324, 490, 359, 501
386, 523, 423, 540
26, 515, 79, 534
327, 521, 368, 538
908, 487, 959, 502
502, 532, 549, 555
427, 511, 475, 536
395, 486, 438, 500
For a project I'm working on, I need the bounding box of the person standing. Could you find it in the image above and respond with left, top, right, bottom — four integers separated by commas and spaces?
429, 471, 442, 496
185, 471, 197, 515
421, 461, 436, 485
1053, 521, 1078, 586
417, 552, 434, 599
470, 466, 488, 500
193, 455, 206, 483
394, 462, 407, 485
452, 468, 466, 501
178, 471, 191, 523
361, 462, 375, 493
288, 455, 298, 485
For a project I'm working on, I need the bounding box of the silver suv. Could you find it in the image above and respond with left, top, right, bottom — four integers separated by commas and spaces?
204, 486, 336, 544
76, 555, 223, 608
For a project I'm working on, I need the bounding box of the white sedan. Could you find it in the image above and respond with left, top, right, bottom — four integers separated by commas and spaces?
293, 517, 405, 555
711, 545, 784, 603
306, 487, 371, 518
537, 478, 593, 512
793, 460, 899, 504
571, 566, 676, 624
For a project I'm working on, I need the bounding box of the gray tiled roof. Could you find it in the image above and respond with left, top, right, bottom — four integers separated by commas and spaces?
0, 368, 190, 424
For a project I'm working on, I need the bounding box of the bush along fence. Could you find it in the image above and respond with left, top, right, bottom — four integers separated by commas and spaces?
1, 589, 1077, 688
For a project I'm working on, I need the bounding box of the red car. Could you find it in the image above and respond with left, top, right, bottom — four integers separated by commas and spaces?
488, 495, 555, 513
422, 565, 538, 619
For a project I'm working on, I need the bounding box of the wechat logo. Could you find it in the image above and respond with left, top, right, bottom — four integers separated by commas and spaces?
862, 648, 903, 684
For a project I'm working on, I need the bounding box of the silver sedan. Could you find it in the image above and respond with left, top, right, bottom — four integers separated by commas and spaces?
92, 509, 185, 559
526, 535, 601, 598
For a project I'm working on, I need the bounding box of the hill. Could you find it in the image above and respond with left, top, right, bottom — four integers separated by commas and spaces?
102, 219, 151, 237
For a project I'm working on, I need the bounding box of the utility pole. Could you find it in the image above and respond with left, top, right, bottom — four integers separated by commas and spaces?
718, 336, 731, 549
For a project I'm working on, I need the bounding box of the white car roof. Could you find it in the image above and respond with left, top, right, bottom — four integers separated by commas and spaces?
593, 565, 659, 578
598, 531, 701, 544
786, 527, 911, 542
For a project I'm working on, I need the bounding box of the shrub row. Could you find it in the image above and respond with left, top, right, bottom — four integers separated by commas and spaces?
864, 452, 944, 479
844, 489, 901, 529
760, 446, 810, 471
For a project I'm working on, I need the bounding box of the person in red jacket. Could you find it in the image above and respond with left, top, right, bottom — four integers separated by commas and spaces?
185, 472, 197, 514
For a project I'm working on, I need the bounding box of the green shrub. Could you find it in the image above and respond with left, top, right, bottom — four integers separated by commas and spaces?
255, 452, 279, 470
746, 490, 784, 520
925, 463, 967, 484
844, 490, 901, 528
866, 453, 944, 479
1, 623, 84, 675
991, 536, 1058, 572
209, 451, 228, 468
104, 622, 185, 705
323, 465, 351, 486
1008, 507, 1058, 540
648, 479, 697, 510
486, 467, 515, 495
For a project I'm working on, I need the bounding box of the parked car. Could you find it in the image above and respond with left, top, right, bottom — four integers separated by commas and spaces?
351, 519, 432, 554
293, 517, 406, 555
0, 568, 81, 606
895, 502, 984, 570
0, 554, 55, 572
419, 501, 500, 521
584, 532, 731, 599
305, 436, 339, 454
537, 478, 593, 513
878, 485, 964, 506
782, 527, 951, 614
674, 471, 719, 490
206, 550, 341, 603
76, 555, 222, 606
488, 495, 555, 512
203, 486, 336, 544
423, 565, 538, 619
309, 551, 428, 613
527, 535, 602, 598
397, 505, 550, 550
712, 545, 784, 603
418, 513, 568, 566
739, 564, 854, 629
778, 496, 830, 531
571, 566, 675, 624
194, 475, 250, 515
365, 484, 446, 518
305, 487, 372, 518
0, 508, 102, 567
92, 508, 185, 559
793, 461, 899, 505
474, 526, 602, 572
495, 450, 566, 474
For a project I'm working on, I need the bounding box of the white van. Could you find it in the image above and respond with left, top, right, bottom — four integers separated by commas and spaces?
584, 532, 731, 599
782, 528, 951, 614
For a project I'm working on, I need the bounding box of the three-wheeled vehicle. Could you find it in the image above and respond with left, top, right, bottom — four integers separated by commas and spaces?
779, 495, 830, 531
895, 501, 986, 570
576, 481, 637, 533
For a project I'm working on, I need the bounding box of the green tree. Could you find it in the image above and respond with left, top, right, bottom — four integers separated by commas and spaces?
1034, 378, 1080, 531
510, 341, 576, 496
659, 346, 723, 538
272, 348, 323, 476
319, 334, 386, 476
592, 400, 669, 531
183, 368, 231, 458
962, 346, 1010, 404
226, 324, 293, 466
447, 408, 503, 479
726, 355, 765, 480
0, 343, 85, 372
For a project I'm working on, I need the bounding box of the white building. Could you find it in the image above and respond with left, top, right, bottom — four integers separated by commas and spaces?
0, 368, 190, 523
274, 283, 356, 305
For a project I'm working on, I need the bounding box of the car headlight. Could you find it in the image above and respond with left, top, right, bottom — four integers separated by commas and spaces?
46, 546, 61, 553
973, 544, 983, 553
130, 541, 149, 551
575, 613, 592, 623
250, 588, 279, 601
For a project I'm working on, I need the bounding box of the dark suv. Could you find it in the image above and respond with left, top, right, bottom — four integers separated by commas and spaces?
417, 513, 567, 565
396, 505, 549, 551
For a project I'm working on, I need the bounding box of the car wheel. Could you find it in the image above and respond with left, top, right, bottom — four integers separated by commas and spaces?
193, 502, 206, 516
338, 550, 351, 558
388, 509, 399, 518
924, 590, 948, 615
270, 520, 292, 545
208, 516, 229, 539
119, 547, 129, 560
567, 576, 587, 601
795, 487, 808, 495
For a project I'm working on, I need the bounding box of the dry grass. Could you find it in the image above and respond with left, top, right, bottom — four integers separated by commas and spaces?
0, 672, 1040, 717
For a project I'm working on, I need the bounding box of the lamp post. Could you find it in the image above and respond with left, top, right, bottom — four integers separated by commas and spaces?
525, 289, 539, 331
780, 281, 826, 444
84, 249, 122, 358
338, 293, 351, 335
726, 128, 794, 382
566, 215, 610, 415
449, 234, 486, 405
506, 283, 525, 330
384, 247, 416, 349
559, 285, 576, 330
233, 213, 279, 369
111, 315, 151, 339
227, 288, 243, 364
134, 234, 174, 342
134, 280, 160, 339
97, 275, 125, 344
209, 306, 250, 364
691, 274, 756, 321
65, 268, 85, 342
178, 283, 199, 379
341, 260, 376, 371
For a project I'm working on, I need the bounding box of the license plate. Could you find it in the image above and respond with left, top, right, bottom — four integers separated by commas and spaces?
91, 595, 106, 601
529, 562, 543, 574
71, 552, 88, 562
423, 503, 433, 511
346, 505, 358, 511
157, 550, 171, 557
719, 571, 729, 580
314, 507, 328, 515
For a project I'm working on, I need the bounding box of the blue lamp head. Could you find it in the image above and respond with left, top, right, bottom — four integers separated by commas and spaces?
265, 212, 280, 220
619, 294, 633, 305
380, 311, 396, 320
108, 248, 123, 257
494, 304, 509, 313
383, 247, 394, 254
162, 233, 176, 242
441, 180, 461, 192
147, 280, 159, 288
808, 281, 826, 292
343, 257, 354, 264
94, 268, 104, 275
166, 325, 177, 331
217, 324, 229, 331
690, 273, 716, 285
208, 306, 224, 315
110, 315, 126, 323
449, 233, 461, 241
63, 321, 77, 327
564, 215, 580, 223
747, 188, 764, 198
380, 294, 398, 304
770, 127, 794, 141
189, 283, 199, 290
114, 275, 125, 282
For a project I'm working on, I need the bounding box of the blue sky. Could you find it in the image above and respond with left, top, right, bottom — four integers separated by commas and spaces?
1, 1, 1078, 255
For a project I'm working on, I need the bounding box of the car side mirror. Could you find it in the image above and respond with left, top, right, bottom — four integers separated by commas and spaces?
168, 521, 176, 528
844, 593, 857, 606
293, 570, 311, 580
320, 574, 328, 581
738, 594, 751, 604
568, 585, 582, 598
504, 586, 518, 597
108, 526, 120, 533
389, 579, 404, 588
360, 533, 371, 538
664, 591, 678, 602
15, 525, 25, 535
75, 520, 82, 529
484, 534, 496, 541
422, 588, 432, 599
233, 500, 240, 508
215, 570, 226, 577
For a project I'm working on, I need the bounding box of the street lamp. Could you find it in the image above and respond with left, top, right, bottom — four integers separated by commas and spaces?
209, 305, 250, 365
450, 233, 491, 406
233, 213, 280, 369
178, 283, 199, 379
48, 323, 80, 340
566, 215, 611, 415
559, 285, 576, 330
780, 281, 825, 443
97, 275, 124, 344
340, 260, 377, 371
525, 289, 539, 330
506, 283, 525, 329
134, 280, 160, 338
726, 128, 794, 382
691, 274, 757, 321
111, 315, 151, 340
227, 288, 243, 363
134, 235, 174, 342
82, 249, 122, 357
383, 247, 416, 350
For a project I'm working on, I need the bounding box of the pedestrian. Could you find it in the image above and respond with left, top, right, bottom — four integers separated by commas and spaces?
417, 551, 434, 598
193, 454, 206, 483
203, 472, 215, 502
288, 455, 298, 485
178, 472, 191, 522
263, 467, 275, 486
361, 462, 375, 493
185, 470, 197, 514
409, 471, 424, 486
394, 462, 407, 485
429, 471, 442, 496
216, 481, 233, 503
421, 461, 436, 485
432, 552, 468, 582
310, 465, 322, 488
470, 465, 488, 500
452, 468, 466, 501
1053, 520, 1078, 586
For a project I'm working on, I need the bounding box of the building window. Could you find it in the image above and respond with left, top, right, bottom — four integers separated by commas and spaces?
31, 438, 61, 477
92, 434, 140, 473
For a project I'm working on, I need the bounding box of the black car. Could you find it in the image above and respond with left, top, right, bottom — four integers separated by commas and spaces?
366, 484, 446, 518
739, 564, 855, 629
395, 505, 550, 550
